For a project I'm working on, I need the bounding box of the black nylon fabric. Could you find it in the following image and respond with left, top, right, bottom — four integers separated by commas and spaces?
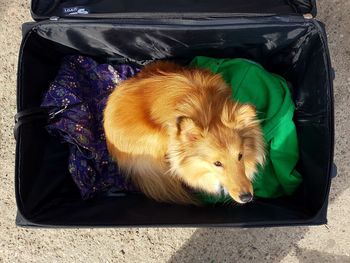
16, 17, 333, 227
31, 0, 315, 20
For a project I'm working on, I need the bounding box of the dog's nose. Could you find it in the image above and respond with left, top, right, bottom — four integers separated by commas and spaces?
239, 192, 253, 203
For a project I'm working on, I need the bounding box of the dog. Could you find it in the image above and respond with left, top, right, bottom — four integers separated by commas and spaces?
103, 61, 265, 205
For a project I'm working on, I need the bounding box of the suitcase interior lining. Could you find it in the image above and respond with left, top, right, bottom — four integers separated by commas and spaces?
16, 18, 333, 226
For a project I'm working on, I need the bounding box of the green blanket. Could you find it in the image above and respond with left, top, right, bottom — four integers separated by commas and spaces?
190, 56, 302, 203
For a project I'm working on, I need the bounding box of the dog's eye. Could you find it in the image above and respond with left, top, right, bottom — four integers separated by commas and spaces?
214, 161, 223, 167
238, 153, 243, 161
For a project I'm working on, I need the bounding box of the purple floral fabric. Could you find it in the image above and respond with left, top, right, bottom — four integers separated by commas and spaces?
41, 55, 140, 199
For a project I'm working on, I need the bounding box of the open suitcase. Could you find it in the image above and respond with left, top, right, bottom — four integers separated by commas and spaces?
15, 0, 336, 227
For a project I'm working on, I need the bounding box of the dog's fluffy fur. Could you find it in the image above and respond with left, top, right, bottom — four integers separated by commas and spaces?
103, 61, 265, 205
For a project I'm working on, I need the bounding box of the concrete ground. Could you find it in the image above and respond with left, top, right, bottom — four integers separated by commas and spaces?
0, 0, 349, 262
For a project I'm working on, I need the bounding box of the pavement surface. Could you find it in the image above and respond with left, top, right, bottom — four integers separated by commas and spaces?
0, 0, 349, 262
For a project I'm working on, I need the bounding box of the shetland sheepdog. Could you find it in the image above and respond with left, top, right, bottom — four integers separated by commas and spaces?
103, 61, 265, 205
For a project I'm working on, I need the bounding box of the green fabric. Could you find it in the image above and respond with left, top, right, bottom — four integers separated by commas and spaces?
190, 56, 302, 203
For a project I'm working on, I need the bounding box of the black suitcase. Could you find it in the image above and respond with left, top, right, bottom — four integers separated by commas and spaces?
15, 0, 336, 227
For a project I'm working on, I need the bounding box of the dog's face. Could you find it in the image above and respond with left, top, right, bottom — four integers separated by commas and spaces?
169, 103, 265, 204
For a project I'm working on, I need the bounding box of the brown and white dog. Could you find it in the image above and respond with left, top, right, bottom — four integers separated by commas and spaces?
103, 61, 265, 205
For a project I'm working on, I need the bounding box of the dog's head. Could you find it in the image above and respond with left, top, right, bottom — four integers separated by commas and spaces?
169, 102, 265, 204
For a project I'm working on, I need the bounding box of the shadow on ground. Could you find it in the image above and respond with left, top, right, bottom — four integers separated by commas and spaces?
168, 227, 306, 263
168, 228, 350, 263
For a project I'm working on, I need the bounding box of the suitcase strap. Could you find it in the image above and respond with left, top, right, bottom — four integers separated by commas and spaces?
14, 91, 110, 140
14, 105, 67, 141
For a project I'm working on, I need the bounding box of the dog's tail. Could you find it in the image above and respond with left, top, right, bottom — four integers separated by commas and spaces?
125, 157, 199, 205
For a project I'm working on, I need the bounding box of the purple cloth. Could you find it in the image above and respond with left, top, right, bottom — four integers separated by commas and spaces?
41, 55, 141, 199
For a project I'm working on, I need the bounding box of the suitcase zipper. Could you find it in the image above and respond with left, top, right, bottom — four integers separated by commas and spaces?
47, 12, 283, 21
35, 14, 306, 29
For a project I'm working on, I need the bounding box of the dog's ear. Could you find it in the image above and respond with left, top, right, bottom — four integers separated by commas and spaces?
176, 116, 203, 142
221, 103, 257, 130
